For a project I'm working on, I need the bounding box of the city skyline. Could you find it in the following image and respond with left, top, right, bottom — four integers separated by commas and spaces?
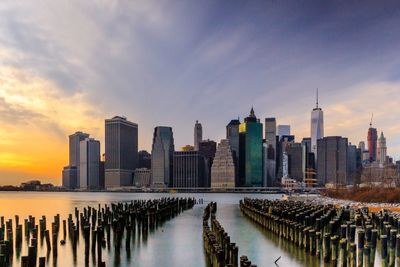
1, 1, 400, 185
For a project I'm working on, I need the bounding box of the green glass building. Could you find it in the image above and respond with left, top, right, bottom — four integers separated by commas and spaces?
239, 108, 263, 187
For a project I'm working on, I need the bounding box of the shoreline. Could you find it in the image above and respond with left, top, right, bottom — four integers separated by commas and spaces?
308, 195, 400, 213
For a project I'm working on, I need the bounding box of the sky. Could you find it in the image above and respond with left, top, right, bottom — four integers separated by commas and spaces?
0, 0, 400, 185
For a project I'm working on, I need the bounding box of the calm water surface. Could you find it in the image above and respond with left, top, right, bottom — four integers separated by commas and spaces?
0, 192, 354, 267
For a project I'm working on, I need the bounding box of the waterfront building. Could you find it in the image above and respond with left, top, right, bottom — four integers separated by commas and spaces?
173, 151, 206, 188
288, 143, 304, 182
99, 161, 105, 189
277, 125, 291, 139
199, 139, 217, 187
105, 116, 138, 188
317, 136, 348, 186
276, 135, 295, 182
264, 118, 277, 187
69, 131, 90, 187
133, 168, 151, 187
226, 119, 240, 184
310, 90, 324, 158
301, 138, 312, 153
347, 143, 358, 185
211, 139, 236, 188
80, 138, 101, 190
378, 132, 387, 167
138, 150, 151, 169
151, 126, 174, 188
62, 166, 77, 189
194, 120, 202, 150
239, 108, 263, 187
368, 124, 378, 162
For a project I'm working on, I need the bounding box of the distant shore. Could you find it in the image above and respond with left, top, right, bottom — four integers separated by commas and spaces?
0, 188, 289, 194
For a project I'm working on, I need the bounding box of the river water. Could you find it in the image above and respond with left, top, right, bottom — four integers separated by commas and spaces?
0, 192, 336, 266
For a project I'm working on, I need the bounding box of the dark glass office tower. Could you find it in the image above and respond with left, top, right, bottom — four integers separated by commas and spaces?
105, 116, 138, 188
151, 126, 174, 188
239, 108, 263, 187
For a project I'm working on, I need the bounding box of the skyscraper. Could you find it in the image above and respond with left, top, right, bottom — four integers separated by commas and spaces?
194, 120, 202, 150
277, 125, 291, 139
288, 143, 304, 182
239, 108, 263, 187
226, 119, 240, 184
80, 138, 100, 190
317, 136, 348, 186
276, 135, 295, 181
347, 143, 358, 185
198, 139, 217, 187
105, 116, 138, 188
138, 150, 151, 169
211, 139, 236, 188
311, 89, 324, 158
151, 126, 174, 188
173, 151, 205, 188
69, 131, 90, 187
378, 132, 387, 167
264, 118, 277, 187
62, 166, 77, 189
367, 120, 378, 162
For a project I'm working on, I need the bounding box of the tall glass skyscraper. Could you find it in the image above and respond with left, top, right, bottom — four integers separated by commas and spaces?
368, 126, 378, 162
80, 138, 100, 190
239, 108, 263, 187
68, 131, 90, 187
194, 120, 202, 150
264, 118, 277, 187
105, 116, 138, 188
151, 126, 174, 188
311, 89, 324, 158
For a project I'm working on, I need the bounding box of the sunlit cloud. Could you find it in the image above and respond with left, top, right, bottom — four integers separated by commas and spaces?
0, 1, 400, 185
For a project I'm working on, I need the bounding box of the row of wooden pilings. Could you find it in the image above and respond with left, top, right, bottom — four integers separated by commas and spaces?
0, 197, 196, 267
240, 198, 400, 267
203, 202, 257, 267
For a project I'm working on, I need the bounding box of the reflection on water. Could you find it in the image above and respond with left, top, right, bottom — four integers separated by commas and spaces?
0, 192, 334, 267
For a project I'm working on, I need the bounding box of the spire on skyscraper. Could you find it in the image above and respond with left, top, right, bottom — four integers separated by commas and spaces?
316, 88, 319, 109
250, 107, 255, 118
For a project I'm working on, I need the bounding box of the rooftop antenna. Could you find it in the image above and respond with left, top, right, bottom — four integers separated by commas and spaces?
316, 88, 319, 109
370, 113, 373, 128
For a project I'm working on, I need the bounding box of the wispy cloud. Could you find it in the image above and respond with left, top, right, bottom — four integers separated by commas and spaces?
0, 1, 400, 184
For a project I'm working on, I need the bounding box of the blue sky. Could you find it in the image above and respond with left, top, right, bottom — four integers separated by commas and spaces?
0, 0, 400, 183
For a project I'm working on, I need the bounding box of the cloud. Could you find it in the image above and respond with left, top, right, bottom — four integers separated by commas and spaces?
0, 0, 400, 184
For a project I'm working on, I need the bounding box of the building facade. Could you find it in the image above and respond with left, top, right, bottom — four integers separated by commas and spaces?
264, 118, 277, 187
277, 125, 291, 139
199, 139, 217, 187
310, 91, 324, 158
80, 138, 101, 190
347, 144, 357, 185
378, 132, 387, 167
151, 126, 174, 188
276, 135, 295, 181
62, 166, 77, 189
173, 151, 205, 188
288, 143, 304, 182
226, 119, 240, 185
317, 136, 348, 186
138, 150, 151, 169
239, 108, 263, 187
368, 126, 378, 162
133, 168, 151, 188
105, 116, 138, 188
211, 139, 235, 188
194, 120, 202, 150
68, 131, 90, 187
